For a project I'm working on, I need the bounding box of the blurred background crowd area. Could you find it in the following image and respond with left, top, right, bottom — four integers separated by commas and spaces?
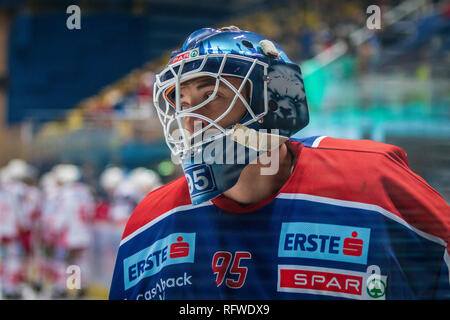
0, 0, 448, 299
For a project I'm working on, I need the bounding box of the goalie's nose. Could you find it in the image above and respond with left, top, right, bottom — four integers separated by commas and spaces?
182, 115, 209, 136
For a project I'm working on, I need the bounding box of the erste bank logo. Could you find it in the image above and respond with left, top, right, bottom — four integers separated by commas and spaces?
123, 233, 195, 290
278, 222, 370, 265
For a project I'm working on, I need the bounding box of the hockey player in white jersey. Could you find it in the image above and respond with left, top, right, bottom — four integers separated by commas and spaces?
0, 170, 22, 299
0, 159, 41, 299
110, 167, 161, 224
99, 166, 128, 223
99, 166, 161, 225
127, 167, 162, 202
41, 164, 95, 298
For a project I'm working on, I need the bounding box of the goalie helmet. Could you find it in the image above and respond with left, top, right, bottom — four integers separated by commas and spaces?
153, 27, 309, 204
154, 26, 309, 157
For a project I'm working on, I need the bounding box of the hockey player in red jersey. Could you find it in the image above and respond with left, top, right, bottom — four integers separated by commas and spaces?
110, 27, 449, 300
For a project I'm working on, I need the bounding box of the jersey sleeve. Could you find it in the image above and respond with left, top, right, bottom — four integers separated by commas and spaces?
378, 146, 450, 298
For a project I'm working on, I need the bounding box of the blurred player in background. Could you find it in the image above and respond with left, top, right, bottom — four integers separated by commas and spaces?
0, 166, 22, 299
98, 166, 126, 223
99, 166, 161, 225
110, 27, 449, 300
127, 167, 162, 202
39, 164, 95, 298
0, 159, 40, 299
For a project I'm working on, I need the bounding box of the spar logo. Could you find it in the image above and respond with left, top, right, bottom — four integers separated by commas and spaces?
277, 265, 387, 300
278, 222, 371, 265
170, 48, 200, 64
123, 233, 195, 290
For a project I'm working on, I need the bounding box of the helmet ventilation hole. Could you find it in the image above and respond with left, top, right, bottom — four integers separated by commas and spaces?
242, 40, 254, 49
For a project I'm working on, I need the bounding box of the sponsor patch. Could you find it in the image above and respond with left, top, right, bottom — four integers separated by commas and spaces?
278, 222, 370, 265
170, 48, 200, 64
123, 233, 195, 290
277, 265, 387, 300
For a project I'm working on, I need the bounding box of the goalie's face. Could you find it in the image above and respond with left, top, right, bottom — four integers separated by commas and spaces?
179, 76, 248, 136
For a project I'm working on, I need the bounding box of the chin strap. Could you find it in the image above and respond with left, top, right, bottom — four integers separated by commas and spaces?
230, 123, 288, 152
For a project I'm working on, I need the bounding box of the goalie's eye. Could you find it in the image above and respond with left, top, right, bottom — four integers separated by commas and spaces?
204, 91, 218, 101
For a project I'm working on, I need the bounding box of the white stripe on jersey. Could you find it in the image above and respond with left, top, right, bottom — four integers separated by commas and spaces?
312, 136, 327, 148
119, 200, 213, 246
277, 192, 447, 247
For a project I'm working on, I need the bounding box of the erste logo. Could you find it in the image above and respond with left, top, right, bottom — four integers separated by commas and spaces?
123, 233, 195, 290
342, 231, 364, 256
278, 222, 370, 264
170, 236, 190, 258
